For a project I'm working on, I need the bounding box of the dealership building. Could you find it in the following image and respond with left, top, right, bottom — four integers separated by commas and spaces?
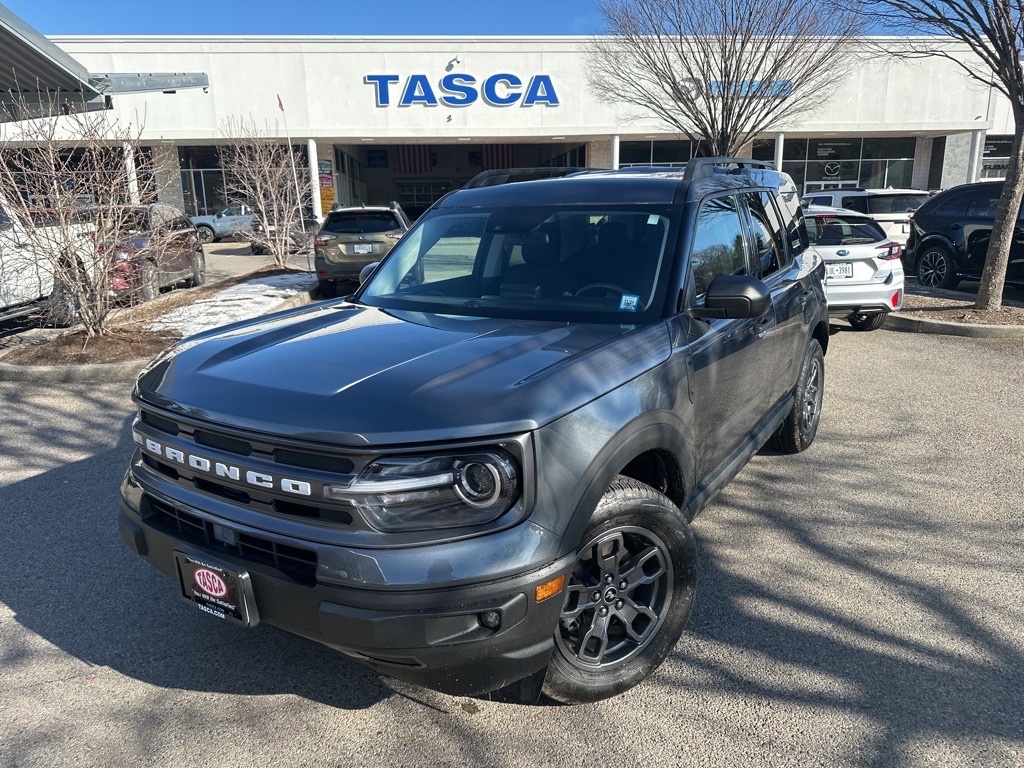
44, 35, 1019, 218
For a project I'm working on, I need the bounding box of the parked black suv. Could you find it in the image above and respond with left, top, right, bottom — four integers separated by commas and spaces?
905, 180, 1024, 289
119, 158, 829, 704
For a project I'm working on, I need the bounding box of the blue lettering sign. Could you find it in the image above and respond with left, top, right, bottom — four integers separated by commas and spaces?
366, 73, 560, 108
400, 74, 438, 107
364, 74, 400, 107
482, 74, 522, 106
523, 75, 559, 107
439, 74, 478, 107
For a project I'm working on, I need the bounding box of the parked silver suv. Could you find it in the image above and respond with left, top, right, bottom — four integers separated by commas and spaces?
801, 188, 930, 245
314, 203, 410, 296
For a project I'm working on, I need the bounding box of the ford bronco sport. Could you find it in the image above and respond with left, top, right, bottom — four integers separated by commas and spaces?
119, 158, 828, 704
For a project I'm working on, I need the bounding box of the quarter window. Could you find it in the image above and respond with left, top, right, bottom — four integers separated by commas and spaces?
689, 196, 748, 297
746, 192, 789, 277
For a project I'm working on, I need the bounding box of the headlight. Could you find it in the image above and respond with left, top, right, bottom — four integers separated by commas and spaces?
323, 450, 519, 532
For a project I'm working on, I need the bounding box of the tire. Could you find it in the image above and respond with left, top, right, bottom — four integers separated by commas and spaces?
197, 225, 215, 244
542, 476, 697, 705
250, 242, 268, 255
140, 262, 159, 302
770, 339, 824, 454
189, 250, 206, 288
848, 312, 887, 331
318, 280, 337, 298
916, 244, 959, 289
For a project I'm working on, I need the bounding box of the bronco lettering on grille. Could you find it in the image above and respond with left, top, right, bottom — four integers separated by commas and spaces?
142, 437, 312, 497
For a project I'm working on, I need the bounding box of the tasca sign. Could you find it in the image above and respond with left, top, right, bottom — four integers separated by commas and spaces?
364, 73, 560, 108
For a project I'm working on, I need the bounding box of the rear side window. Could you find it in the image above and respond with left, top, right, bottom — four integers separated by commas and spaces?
966, 189, 1001, 218
806, 214, 886, 245
867, 194, 930, 214
746, 192, 788, 278
840, 196, 868, 213
689, 195, 748, 297
324, 211, 401, 234
932, 189, 980, 216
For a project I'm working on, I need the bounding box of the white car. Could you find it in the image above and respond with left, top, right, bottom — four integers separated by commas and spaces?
801, 188, 931, 245
805, 205, 904, 331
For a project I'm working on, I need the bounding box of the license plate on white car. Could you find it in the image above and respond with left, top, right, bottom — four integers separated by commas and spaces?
826, 263, 853, 279
352, 244, 373, 255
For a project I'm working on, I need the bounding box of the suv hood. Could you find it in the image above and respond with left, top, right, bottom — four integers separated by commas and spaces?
136, 302, 671, 446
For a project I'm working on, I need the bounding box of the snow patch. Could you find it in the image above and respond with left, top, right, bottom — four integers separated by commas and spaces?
148, 272, 316, 336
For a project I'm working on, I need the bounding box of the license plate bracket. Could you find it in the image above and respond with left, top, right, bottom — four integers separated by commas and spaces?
826, 262, 853, 279
174, 550, 260, 627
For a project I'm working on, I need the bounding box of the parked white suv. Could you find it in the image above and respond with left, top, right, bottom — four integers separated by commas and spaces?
0, 202, 55, 322
801, 188, 931, 245
805, 205, 904, 331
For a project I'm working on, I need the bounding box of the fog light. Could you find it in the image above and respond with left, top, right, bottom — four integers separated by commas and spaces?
479, 610, 501, 630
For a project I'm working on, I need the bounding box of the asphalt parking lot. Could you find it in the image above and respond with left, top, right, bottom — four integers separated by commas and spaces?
1, 327, 1022, 768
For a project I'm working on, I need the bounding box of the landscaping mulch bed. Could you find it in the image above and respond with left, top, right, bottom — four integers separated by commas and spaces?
2, 266, 295, 367
900, 292, 1024, 326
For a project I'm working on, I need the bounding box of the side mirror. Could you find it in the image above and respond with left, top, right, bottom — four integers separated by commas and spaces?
359, 261, 380, 285
692, 274, 771, 320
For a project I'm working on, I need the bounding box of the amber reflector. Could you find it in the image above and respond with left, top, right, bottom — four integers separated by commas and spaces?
535, 574, 566, 602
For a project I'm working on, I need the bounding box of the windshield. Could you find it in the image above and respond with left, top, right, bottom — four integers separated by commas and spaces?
807, 214, 886, 245
359, 205, 677, 323
867, 194, 930, 215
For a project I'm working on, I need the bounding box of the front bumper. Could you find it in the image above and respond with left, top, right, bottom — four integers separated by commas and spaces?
119, 471, 571, 696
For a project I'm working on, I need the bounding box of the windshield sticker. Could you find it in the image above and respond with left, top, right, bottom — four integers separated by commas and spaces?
619, 294, 640, 312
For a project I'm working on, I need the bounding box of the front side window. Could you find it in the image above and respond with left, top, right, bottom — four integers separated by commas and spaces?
360, 204, 676, 323
689, 196, 748, 297
840, 196, 869, 213
966, 189, 1001, 218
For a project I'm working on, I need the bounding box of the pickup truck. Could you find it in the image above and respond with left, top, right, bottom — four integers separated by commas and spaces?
190, 205, 254, 244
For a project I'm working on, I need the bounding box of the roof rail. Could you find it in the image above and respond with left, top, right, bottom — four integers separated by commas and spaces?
682, 157, 780, 180
462, 167, 590, 189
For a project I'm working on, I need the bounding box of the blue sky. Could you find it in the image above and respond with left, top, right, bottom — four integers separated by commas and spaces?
6, 0, 606, 36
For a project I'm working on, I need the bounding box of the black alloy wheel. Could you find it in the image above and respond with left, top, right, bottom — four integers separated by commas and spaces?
543, 476, 697, 704
917, 246, 958, 289
770, 339, 824, 454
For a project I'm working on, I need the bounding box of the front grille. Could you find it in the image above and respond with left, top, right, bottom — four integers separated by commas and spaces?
144, 495, 318, 586
137, 407, 365, 530
194, 430, 252, 456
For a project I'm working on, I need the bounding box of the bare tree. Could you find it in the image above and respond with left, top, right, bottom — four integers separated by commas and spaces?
220, 117, 312, 268
0, 90, 165, 338
860, 1, 1021, 311
588, 0, 864, 157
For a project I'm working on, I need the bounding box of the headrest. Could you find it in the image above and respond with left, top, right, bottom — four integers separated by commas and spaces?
521, 231, 559, 266
598, 222, 629, 250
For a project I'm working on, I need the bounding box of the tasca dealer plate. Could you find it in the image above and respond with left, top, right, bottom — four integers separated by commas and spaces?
175, 550, 260, 627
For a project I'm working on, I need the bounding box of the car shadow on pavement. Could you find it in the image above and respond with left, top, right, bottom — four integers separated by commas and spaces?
0, 414, 394, 713
669, 423, 1024, 767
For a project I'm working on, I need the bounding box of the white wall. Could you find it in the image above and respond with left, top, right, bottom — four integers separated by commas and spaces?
51, 36, 993, 144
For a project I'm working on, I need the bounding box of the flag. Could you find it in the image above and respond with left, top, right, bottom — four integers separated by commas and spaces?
277, 94, 284, 112
482, 144, 516, 170
396, 145, 431, 175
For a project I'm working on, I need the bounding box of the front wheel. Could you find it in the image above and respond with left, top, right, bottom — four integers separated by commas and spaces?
189, 249, 206, 288
140, 262, 160, 302
542, 476, 697, 704
197, 225, 215, 244
770, 339, 824, 454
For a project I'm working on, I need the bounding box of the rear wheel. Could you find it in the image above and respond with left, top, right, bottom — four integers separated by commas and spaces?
770, 339, 824, 454
189, 249, 206, 288
848, 312, 887, 331
916, 245, 959, 289
542, 476, 697, 705
197, 225, 215, 244
140, 262, 159, 302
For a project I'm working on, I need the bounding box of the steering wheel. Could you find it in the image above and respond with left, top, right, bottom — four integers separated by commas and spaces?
575, 282, 632, 298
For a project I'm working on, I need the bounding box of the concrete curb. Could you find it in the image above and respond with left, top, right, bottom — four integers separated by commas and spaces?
0, 285, 319, 384
885, 312, 1024, 339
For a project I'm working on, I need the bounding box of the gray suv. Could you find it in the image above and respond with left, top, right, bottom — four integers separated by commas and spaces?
119, 158, 828, 704
314, 203, 410, 296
